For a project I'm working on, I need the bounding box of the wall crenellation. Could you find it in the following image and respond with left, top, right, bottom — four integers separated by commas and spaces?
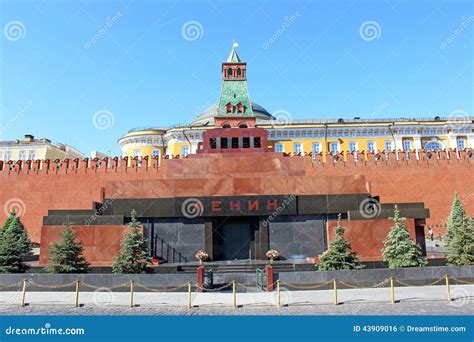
0, 148, 472, 176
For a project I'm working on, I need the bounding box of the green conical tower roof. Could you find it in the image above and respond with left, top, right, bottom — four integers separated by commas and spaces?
217, 42, 254, 117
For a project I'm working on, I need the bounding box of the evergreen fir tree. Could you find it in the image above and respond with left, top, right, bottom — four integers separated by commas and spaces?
45, 220, 89, 273
446, 192, 466, 243
112, 210, 151, 274
446, 215, 474, 266
0, 214, 32, 273
0, 210, 16, 234
382, 206, 428, 268
318, 214, 363, 271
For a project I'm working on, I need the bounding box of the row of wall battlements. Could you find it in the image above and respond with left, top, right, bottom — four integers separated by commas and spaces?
0, 148, 472, 176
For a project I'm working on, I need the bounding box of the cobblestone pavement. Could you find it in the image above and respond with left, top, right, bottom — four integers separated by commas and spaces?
0, 300, 472, 316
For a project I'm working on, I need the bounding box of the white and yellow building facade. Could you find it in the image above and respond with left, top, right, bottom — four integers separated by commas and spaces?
118, 45, 473, 160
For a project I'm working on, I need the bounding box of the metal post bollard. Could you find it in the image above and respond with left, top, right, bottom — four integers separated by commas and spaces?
390, 277, 395, 304
277, 280, 281, 307
187, 282, 192, 309
445, 275, 451, 302
75, 280, 80, 307
20, 280, 27, 307
232, 281, 237, 309
333, 279, 338, 305
130, 281, 135, 308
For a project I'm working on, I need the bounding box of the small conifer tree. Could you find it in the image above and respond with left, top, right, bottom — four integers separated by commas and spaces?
382, 206, 427, 268
46, 220, 89, 273
446, 214, 474, 266
318, 214, 363, 271
0, 213, 32, 273
445, 192, 465, 243
112, 210, 151, 274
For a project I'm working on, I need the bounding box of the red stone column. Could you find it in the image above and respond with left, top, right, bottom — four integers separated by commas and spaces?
197, 266, 204, 292
265, 265, 274, 292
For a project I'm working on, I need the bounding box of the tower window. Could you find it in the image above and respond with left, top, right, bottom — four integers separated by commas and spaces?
243, 137, 250, 148
227, 67, 233, 77
210, 138, 217, 149
254, 137, 261, 148
231, 137, 239, 148
238, 123, 248, 128
221, 137, 229, 148
236, 68, 241, 76
222, 123, 231, 128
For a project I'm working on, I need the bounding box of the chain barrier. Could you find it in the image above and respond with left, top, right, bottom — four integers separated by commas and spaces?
451, 277, 474, 285
134, 282, 189, 293
394, 276, 445, 287
236, 283, 260, 291
27, 280, 78, 289
337, 278, 390, 289
195, 283, 233, 292
279, 279, 334, 290
81, 281, 130, 290
0, 281, 22, 291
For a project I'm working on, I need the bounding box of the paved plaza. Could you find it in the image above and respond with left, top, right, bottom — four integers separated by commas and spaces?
0, 284, 472, 316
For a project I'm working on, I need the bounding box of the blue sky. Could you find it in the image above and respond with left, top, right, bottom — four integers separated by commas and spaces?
1, 0, 472, 155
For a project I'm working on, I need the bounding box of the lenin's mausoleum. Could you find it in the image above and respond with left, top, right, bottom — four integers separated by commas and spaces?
0, 45, 473, 266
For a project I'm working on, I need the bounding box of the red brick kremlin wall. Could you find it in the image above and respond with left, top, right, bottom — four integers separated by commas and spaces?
0, 150, 473, 244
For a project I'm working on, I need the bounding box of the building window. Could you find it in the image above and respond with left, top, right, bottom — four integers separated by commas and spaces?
403, 140, 411, 151
4, 150, 12, 161
19, 150, 26, 160
367, 141, 376, 152
457, 138, 465, 149
329, 142, 339, 153
275, 143, 284, 152
133, 149, 142, 157
231, 137, 239, 148
210, 138, 217, 149
253, 137, 261, 148
181, 146, 189, 156
0, 151, 3, 160
385, 141, 392, 151
152, 149, 160, 157
293, 143, 302, 153
28, 150, 36, 160
221, 137, 229, 149
349, 141, 357, 152
312, 142, 321, 154
424, 140, 443, 151
242, 137, 250, 148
